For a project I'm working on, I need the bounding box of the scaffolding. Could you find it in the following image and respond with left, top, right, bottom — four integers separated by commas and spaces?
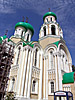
0, 38, 14, 99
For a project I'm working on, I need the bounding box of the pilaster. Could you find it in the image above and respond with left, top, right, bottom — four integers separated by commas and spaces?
27, 51, 33, 98
39, 53, 43, 100
24, 50, 31, 97
20, 49, 29, 96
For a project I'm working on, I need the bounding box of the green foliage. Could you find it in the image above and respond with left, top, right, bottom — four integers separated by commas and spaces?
5, 92, 16, 100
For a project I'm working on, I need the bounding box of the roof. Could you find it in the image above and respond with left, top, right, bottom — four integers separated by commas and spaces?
15, 22, 34, 36
53, 41, 59, 47
25, 22, 34, 36
23, 41, 34, 48
0, 35, 7, 44
15, 22, 27, 30
62, 72, 74, 84
43, 12, 57, 21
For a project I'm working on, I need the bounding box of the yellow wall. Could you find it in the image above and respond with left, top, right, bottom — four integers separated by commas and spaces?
39, 37, 60, 49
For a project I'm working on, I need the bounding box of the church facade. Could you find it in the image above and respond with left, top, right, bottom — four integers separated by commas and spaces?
7, 11, 74, 100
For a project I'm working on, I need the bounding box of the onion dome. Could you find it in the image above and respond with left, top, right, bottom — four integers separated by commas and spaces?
15, 22, 34, 36
15, 22, 27, 30
43, 12, 57, 21
25, 22, 34, 36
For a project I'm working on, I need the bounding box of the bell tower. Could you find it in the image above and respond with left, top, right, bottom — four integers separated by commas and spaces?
39, 11, 63, 49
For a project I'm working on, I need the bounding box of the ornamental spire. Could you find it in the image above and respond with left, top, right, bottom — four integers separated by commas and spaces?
22, 16, 25, 22
48, 8, 50, 12
26, 17, 28, 23
5, 30, 8, 35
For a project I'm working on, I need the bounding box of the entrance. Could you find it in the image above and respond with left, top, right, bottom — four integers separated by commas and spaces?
54, 91, 73, 100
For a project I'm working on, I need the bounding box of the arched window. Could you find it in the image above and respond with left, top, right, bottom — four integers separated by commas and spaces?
16, 47, 21, 64
21, 31, 24, 37
27, 34, 29, 41
34, 49, 38, 66
51, 17, 52, 21
51, 82, 54, 93
11, 77, 15, 91
43, 26, 46, 36
51, 25, 56, 35
32, 80, 36, 92
50, 51, 53, 69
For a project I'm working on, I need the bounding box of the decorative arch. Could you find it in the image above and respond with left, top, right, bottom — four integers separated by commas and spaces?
58, 43, 72, 63
49, 23, 58, 35
40, 25, 48, 37
49, 80, 55, 95
58, 43, 72, 72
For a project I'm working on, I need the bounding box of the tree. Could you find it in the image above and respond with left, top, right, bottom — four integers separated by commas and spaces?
5, 92, 16, 100
72, 65, 75, 72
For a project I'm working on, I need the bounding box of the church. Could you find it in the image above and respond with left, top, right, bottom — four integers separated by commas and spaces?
7, 11, 75, 100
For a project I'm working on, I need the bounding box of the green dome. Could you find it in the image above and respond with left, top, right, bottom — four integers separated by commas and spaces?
25, 22, 34, 36
43, 12, 57, 21
15, 22, 34, 36
15, 22, 27, 30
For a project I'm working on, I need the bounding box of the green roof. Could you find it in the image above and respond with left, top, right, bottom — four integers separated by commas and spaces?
25, 22, 34, 36
53, 41, 59, 47
15, 22, 34, 36
43, 12, 57, 21
62, 72, 74, 84
15, 22, 27, 30
0, 37, 2, 44
0, 35, 7, 44
23, 41, 34, 48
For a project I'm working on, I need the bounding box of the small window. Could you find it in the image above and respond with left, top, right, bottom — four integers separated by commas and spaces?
27, 34, 29, 41
51, 82, 54, 93
11, 77, 15, 91
32, 80, 36, 92
34, 49, 38, 66
50, 51, 53, 68
51, 25, 56, 35
51, 17, 52, 21
43, 26, 46, 36
21, 31, 23, 37
46, 18, 48, 22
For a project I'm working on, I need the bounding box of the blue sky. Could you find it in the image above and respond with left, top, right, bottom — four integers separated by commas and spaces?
0, 0, 75, 65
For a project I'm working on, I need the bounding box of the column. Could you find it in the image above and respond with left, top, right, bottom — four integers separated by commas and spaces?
20, 49, 29, 96
46, 25, 48, 35
27, 51, 33, 98
46, 56, 48, 99
49, 25, 51, 35
39, 53, 43, 100
55, 55, 58, 91
16, 49, 24, 96
29, 35, 31, 41
57, 54, 62, 90
43, 57, 46, 99
24, 50, 31, 97
18, 49, 25, 96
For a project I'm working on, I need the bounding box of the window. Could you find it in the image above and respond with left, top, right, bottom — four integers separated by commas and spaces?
16, 47, 21, 64
51, 17, 52, 21
27, 34, 29, 41
21, 31, 23, 37
34, 49, 38, 66
32, 80, 36, 92
50, 51, 53, 68
11, 77, 15, 91
51, 82, 54, 93
51, 25, 56, 35
43, 26, 46, 36
46, 18, 48, 22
